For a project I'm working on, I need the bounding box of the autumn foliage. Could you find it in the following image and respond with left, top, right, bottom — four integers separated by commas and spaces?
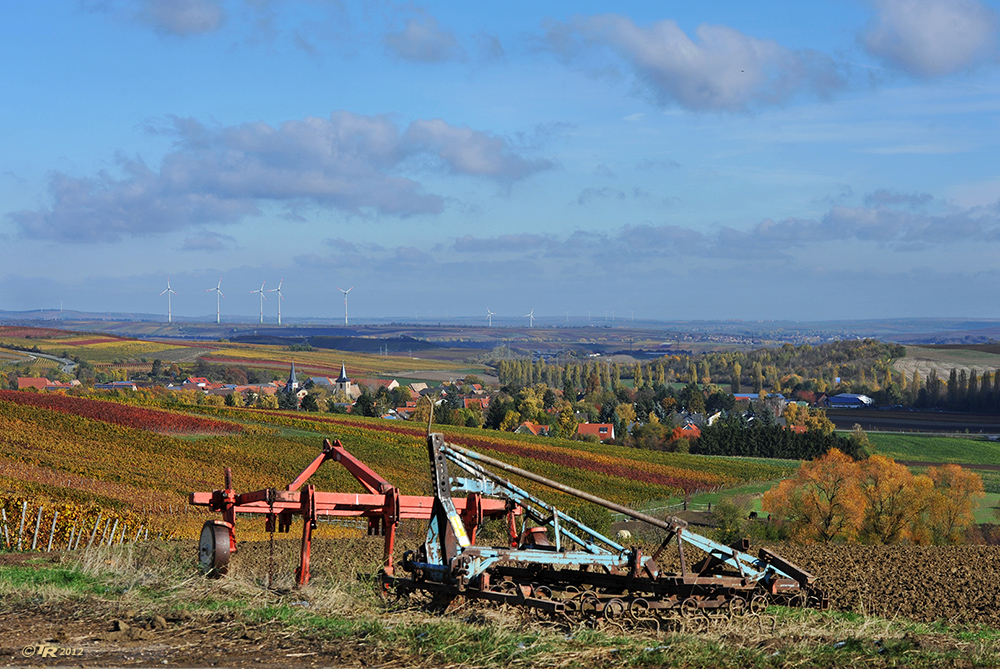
763, 449, 984, 544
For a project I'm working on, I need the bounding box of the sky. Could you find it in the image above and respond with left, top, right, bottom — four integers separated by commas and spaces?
2, 0, 1000, 324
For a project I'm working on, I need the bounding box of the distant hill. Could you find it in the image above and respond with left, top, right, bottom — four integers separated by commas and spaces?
231, 334, 442, 353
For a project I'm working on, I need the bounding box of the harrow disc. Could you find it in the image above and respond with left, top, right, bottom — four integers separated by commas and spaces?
198, 520, 231, 577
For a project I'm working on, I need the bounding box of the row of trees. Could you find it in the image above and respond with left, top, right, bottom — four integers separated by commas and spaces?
493, 340, 905, 396
762, 449, 985, 544
691, 413, 866, 461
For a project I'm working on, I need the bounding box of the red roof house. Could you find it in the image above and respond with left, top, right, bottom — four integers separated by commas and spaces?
515, 421, 551, 437
576, 423, 615, 442
17, 377, 49, 390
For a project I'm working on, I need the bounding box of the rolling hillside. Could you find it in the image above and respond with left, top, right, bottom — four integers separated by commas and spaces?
0, 390, 793, 538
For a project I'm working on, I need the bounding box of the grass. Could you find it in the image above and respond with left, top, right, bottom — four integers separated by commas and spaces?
2, 541, 998, 667
625, 479, 783, 518
973, 493, 1000, 524
868, 433, 1000, 466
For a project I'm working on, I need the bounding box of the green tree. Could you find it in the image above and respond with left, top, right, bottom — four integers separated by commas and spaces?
731, 362, 742, 394
300, 393, 320, 412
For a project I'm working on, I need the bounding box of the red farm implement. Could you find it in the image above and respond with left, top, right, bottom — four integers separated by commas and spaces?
188, 438, 517, 585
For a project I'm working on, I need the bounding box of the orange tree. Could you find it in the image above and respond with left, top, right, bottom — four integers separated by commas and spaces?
764, 452, 984, 544
762, 448, 865, 543
857, 454, 933, 544
927, 464, 985, 544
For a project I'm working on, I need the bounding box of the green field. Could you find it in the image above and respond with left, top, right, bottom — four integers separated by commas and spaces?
867, 433, 1000, 465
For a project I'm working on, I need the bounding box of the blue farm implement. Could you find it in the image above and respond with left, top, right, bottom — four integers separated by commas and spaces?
384, 434, 827, 626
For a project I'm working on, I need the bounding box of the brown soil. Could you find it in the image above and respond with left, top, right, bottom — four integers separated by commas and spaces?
0, 602, 394, 668
2, 539, 1000, 667
772, 544, 1000, 627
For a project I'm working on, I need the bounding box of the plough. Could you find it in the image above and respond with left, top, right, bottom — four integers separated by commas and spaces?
192, 434, 827, 626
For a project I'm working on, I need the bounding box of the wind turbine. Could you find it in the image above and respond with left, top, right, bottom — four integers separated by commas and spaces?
206, 278, 224, 324
159, 278, 178, 323
338, 286, 353, 326
269, 279, 284, 325
486, 308, 494, 327
250, 281, 267, 324
525, 309, 534, 328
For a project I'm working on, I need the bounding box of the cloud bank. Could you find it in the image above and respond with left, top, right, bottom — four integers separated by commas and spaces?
8, 112, 552, 243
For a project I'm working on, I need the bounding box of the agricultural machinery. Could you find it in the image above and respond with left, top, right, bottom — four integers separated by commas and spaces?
192, 434, 827, 627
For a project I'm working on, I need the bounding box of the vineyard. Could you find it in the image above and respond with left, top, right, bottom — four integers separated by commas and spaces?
0, 391, 792, 537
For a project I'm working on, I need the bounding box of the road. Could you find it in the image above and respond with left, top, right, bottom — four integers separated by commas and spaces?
3, 349, 78, 375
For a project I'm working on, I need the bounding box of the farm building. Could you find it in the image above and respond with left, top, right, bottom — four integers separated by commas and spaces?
827, 393, 873, 408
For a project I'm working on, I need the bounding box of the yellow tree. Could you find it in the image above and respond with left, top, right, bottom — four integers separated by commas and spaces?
557, 403, 577, 438
499, 409, 522, 432
516, 386, 543, 423
927, 465, 985, 544
802, 408, 835, 436
762, 449, 864, 542
783, 403, 804, 426
614, 403, 636, 426
857, 455, 932, 544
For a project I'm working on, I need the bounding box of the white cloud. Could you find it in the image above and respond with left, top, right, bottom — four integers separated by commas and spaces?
180, 231, 237, 251
862, 0, 999, 77
863, 189, 933, 208
545, 14, 844, 112
83, 0, 227, 36
405, 119, 552, 180
384, 14, 464, 62
7, 112, 552, 243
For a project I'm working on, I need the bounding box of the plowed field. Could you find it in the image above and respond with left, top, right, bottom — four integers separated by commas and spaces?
226, 538, 1000, 627
774, 544, 1000, 626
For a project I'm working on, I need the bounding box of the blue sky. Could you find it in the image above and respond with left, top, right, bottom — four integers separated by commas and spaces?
3, 0, 1000, 323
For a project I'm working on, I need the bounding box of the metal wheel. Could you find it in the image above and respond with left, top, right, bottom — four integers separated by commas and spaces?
198, 521, 230, 577
578, 591, 601, 614
749, 594, 769, 615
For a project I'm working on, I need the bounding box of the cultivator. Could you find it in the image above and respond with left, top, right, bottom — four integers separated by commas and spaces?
192, 434, 826, 628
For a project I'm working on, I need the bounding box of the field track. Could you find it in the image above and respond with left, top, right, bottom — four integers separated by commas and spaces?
828, 409, 1000, 434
